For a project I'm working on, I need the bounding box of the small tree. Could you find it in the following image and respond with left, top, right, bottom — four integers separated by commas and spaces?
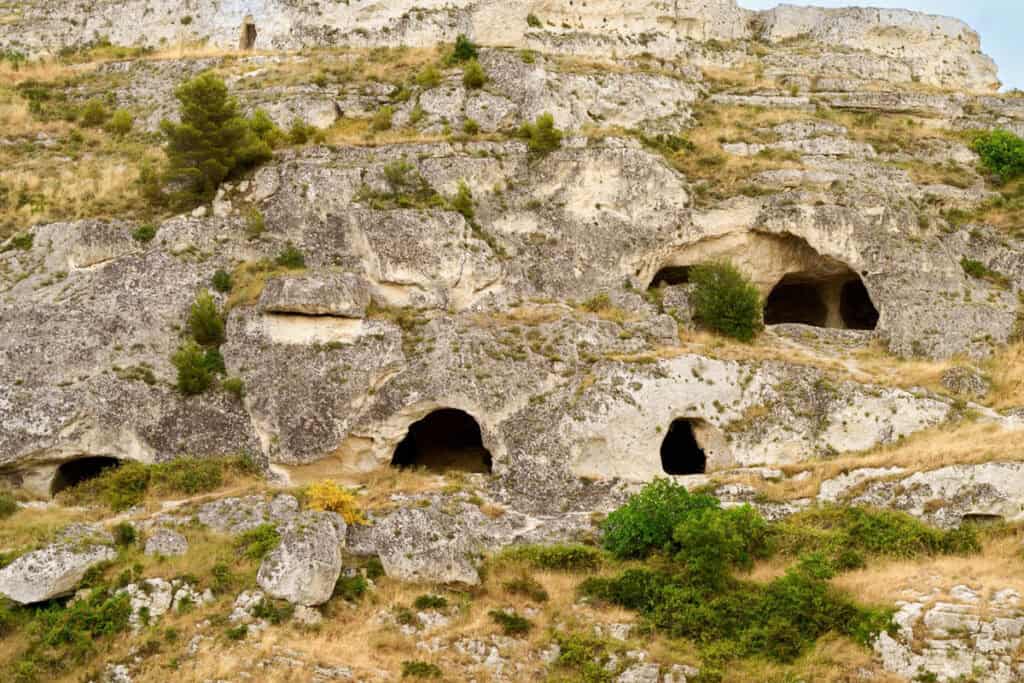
160, 73, 272, 207
690, 261, 762, 342
172, 341, 213, 395
450, 34, 478, 63
188, 289, 225, 346
972, 129, 1024, 183
517, 113, 562, 157
462, 59, 486, 89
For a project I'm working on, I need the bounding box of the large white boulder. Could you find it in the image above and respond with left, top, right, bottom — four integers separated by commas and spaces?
256, 511, 345, 606
0, 542, 116, 604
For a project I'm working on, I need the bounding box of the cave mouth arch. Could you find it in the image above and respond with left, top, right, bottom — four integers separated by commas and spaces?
660, 419, 706, 475
391, 409, 493, 474
764, 272, 878, 330
648, 265, 691, 290
51, 456, 121, 496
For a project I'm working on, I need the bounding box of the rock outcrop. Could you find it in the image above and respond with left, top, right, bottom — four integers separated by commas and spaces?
256, 510, 345, 606
0, 538, 116, 604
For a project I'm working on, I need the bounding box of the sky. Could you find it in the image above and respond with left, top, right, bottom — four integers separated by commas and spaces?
736, 0, 1021, 90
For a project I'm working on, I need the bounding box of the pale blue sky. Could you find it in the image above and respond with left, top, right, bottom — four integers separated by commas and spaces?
737, 1, 1021, 90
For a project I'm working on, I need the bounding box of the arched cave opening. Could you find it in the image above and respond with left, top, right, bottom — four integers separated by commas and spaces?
764, 273, 878, 330
839, 278, 879, 330
51, 456, 121, 496
660, 419, 706, 475
240, 16, 258, 50
391, 409, 493, 474
648, 265, 691, 290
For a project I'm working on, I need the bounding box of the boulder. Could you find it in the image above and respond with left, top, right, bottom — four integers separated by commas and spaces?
371, 505, 484, 585
0, 541, 116, 604
257, 511, 345, 606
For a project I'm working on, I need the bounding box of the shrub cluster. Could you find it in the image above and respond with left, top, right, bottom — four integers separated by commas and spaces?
689, 261, 762, 342
305, 480, 367, 525
333, 574, 369, 602
236, 523, 281, 561
972, 129, 1024, 183
171, 289, 233, 396
489, 609, 532, 636
497, 543, 602, 571
517, 113, 563, 156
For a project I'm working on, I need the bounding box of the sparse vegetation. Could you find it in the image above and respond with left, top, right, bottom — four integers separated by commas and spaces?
517, 112, 563, 156
236, 523, 281, 561
462, 59, 486, 89
305, 480, 367, 525
402, 660, 442, 678
489, 609, 532, 635
497, 544, 602, 571
690, 261, 762, 342
449, 35, 478, 63
274, 243, 306, 269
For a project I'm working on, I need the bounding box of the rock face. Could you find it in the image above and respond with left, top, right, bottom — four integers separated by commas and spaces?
256, 511, 345, 606
0, 540, 116, 604
143, 529, 189, 557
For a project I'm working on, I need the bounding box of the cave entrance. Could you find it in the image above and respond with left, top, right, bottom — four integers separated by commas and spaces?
648, 265, 691, 290
391, 409, 492, 473
764, 273, 877, 330
240, 15, 258, 50
51, 456, 121, 496
660, 419, 706, 475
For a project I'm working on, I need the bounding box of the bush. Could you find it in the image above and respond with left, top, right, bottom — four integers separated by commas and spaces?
79, 99, 109, 127
462, 59, 486, 89
287, 118, 323, 145
150, 458, 223, 495
172, 341, 213, 395
107, 109, 134, 136
672, 504, 769, 588
211, 269, 232, 292
450, 180, 474, 220
601, 479, 719, 559
499, 544, 602, 571
502, 576, 548, 602
160, 73, 273, 207
413, 594, 448, 610
236, 523, 280, 561
188, 290, 225, 346
112, 523, 136, 547
489, 609, 532, 636
222, 377, 245, 400
450, 34, 478, 63
275, 243, 306, 269
210, 562, 238, 595
245, 207, 265, 239
0, 491, 17, 519
333, 574, 368, 602
416, 65, 442, 88
371, 105, 394, 131
131, 223, 157, 243
305, 480, 367, 525
252, 598, 293, 625
462, 118, 480, 135
3, 232, 33, 252
689, 261, 762, 342
225, 624, 248, 640
972, 129, 1024, 182
526, 13, 542, 28
248, 109, 283, 148
517, 113, 562, 156
401, 661, 442, 679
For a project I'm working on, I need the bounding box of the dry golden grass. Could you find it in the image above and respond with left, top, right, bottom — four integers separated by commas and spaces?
986, 341, 1024, 409
0, 504, 106, 551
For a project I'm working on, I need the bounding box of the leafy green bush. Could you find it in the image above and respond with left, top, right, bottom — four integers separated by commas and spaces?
150, 458, 224, 495
462, 59, 486, 89
131, 223, 157, 243
333, 574, 368, 602
550, 631, 616, 682
690, 261, 762, 342
526, 13, 542, 28
601, 479, 719, 559
188, 290, 225, 346
671, 504, 770, 588
371, 105, 394, 131
210, 562, 238, 595
413, 594, 448, 610
211, 269, 233, 292
462, 118, 480, 135
517, 113, 562, 156
287, 118, 323, 145
498, 544, 602, 571
401, 660, 442, 679
0, 491, 16, 519
450, 180, 475, 220
252, 598, 294, 624
160, 73, 273, 207
107, 109, 134, 136
275, 243, 306, 269
79, 99, 109, 127
225, 624, 248, 640
415, 65, 442, 88
3, 232, 33, 252
222, 377, 245, 400
248, 109, 283, 148
502, 576, 548, 602
972, 129, 1024, 182
450, 35, 478, 63
236, 523, 280, 561
112, 522, 136, 547
489, 609, 532, 636
171, 341, 214, 395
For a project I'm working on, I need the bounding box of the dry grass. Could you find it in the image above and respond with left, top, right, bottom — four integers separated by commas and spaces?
0, 504, 105, 551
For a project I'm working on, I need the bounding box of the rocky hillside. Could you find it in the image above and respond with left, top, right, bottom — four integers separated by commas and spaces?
1, 1, 1024, 681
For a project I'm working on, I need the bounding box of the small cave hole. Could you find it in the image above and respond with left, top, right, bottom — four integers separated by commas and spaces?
764, 278, 828, 327
660, 419, 706, 475
839, 278, 879, 330
240, 16, 258, 50
648, 265, 691, 289
391, 409, 492, 473
51, 456, 121, 496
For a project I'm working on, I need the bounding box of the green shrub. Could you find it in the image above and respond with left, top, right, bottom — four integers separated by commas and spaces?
413, 594, 447, 610
160, 73, 273, 207
211, 269, 233, 293
972, 129, 1024, 182
113, 523, 136, 547
150, 458, 223, 495
526, 13, 542, 28
249, 109, 283, 148
131, 223, 157, 243
96, 461, 150, 511
225, 624, 248, 640
450, 180, 475, 220
19, 590, 131, 672
79, 99, 109, 127
210, 562, 238, 595
3, 232, 33, 252
689, 261, 762, 342
462, 59, 486, 89
489, 609, 532, 636
601, 479, 719, 559
550, 631, 615, 682
333, 574, 368, 602
499, 544, 602, 571
416, 65, 442, 88
287, 118, 323, 145
0, 491, 16, 519
236, 523, 280, 561
222, 377, 245, 400
188, 290, 225, 346
517, 113, 562, 156
502, 576, 548, 602
450, 34, 478, 63
172, 341, 213, 395
671, 504, 769, 588
401, 660, 442, 679
462, 118, 480, 135
371, 105, 394, 131
275, 243, 306, 269
107, 109, 134, 136
252, 598, 294, 624
245, 207, 265, 239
